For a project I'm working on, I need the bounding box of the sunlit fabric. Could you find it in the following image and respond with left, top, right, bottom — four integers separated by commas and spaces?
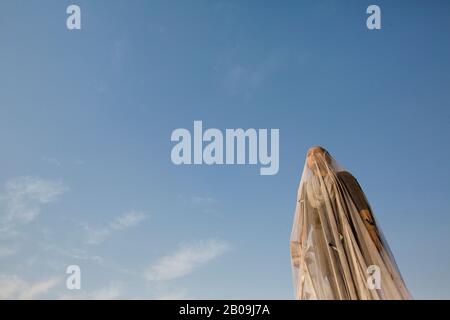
290, 147, 411, 300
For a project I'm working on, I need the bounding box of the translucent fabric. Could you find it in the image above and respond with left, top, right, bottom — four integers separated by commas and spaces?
290, 147, 411, 300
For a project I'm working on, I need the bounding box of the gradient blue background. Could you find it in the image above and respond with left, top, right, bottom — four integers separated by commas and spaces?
0, 0, 449, 299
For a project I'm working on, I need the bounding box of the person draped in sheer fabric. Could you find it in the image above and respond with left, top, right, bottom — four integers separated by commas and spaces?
290, 146, 411, 300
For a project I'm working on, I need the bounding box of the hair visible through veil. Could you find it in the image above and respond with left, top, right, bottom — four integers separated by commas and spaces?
290, 147, 411, 300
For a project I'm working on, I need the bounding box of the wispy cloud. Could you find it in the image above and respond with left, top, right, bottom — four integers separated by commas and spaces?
191, 196, 216, 205
0, 177, 68, 234
155, 288, 188, 300
84, 211, 148, 245
0, 274, 61, 300
40, 241, 138, 279
0, 245, 19, 258
59, 283, 122, 300
223, 64, 265, 96
177, 195, 220, 216
41, 157, 86, 167
0, 275, 24, 299
90, 283, 122, 300
41, 242, 104, 264
19, 277, 61, 300
41, 157, 63, 168
144, 239, 230, 281
220, 50, 289, 97
109, 211, 147, 230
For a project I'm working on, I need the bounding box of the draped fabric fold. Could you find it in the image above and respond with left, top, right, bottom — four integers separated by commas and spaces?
290, 147, 411, 300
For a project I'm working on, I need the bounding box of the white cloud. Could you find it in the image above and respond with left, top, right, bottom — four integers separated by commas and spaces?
40, 241, 137, 277
155, 288, 188, 300
83, 226, 110, 245
224, 64, 265, 95
0, 177, 67, 233
41, 157, 63, 167
41, 242, 104, 264
191, 196, 216, 205
219, 50, 289, 98
84, 211, 147, 245
90, 283, 122, 300
177, 195, 220, 216
144, 239, 230, 281
0, 245, 19, 258
0, 274, 61, 300
0, 275, 25, 299
18, 277, 61, 300
110, 211, 147, 230
59, 283, 122, 300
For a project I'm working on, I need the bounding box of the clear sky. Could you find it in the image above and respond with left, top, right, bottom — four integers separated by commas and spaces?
0, 0, 449, 299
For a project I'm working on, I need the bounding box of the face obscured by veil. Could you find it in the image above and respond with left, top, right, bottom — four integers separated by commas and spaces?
290, 147, 411, 300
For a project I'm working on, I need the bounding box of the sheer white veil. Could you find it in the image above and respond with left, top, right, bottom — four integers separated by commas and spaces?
290, 147, 411, 300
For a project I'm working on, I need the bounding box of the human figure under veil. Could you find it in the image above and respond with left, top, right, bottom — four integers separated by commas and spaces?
290, 146, 411, 300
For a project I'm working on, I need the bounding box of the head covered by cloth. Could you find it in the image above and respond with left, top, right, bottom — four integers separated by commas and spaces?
290, 147, 411, 300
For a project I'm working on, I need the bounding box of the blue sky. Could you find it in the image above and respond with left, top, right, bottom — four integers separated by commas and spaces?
0, 0, 450, 299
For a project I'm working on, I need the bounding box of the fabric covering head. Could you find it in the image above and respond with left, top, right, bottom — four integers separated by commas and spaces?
290, 146, 411, 300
